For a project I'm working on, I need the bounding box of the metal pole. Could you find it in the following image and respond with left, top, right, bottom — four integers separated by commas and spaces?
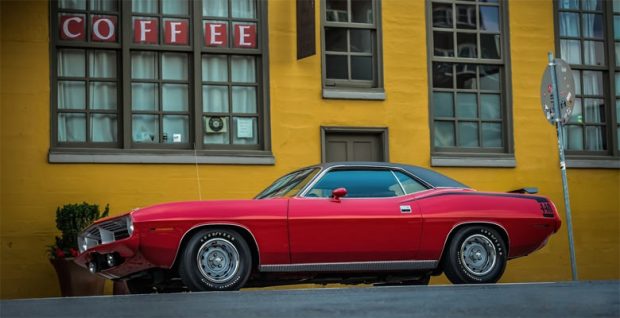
548, 52, 578, 281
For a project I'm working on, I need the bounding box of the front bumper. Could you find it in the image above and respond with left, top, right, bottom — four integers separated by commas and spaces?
74, 231, 154, 279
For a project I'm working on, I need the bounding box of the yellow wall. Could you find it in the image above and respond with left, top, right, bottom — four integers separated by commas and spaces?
1, 0, 618, 299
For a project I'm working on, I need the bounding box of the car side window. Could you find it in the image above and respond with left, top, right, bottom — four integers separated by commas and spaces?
392, 171, 428, 194
306, 169, 403, 198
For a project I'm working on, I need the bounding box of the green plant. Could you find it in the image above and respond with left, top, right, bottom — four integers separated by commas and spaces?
49, 202, 109, 259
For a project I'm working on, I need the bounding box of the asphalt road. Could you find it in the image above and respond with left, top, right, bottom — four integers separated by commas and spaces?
1, 281, 619, 318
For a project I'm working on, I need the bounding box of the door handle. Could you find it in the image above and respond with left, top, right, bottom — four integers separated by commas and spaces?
400, 205, 412, 213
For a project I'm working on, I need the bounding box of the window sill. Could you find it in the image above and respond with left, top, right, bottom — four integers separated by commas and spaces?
48, 150, 275, 165
322, 87, 386, 100
565, 158, 620, 169
431, 156, 516, 168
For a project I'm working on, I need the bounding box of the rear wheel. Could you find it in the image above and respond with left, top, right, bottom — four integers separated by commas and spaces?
179, 229, 252, 291
443, 226, 507, 284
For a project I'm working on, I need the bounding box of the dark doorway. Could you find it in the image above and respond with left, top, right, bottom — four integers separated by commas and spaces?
321, 127, 388, 163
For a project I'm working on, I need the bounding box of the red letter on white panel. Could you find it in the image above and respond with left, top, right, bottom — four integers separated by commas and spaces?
60, 15, 85, 41
204, 23, 227, 47
164, 20, 188, 45
92, 16, 117, 42
133, 18, 158, 44
234, 24, 256, 48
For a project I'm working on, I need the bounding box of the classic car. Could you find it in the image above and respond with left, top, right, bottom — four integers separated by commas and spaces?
76, 162, 561, 293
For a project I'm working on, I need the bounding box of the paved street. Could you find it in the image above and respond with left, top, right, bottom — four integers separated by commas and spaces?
1, 281, 618, 318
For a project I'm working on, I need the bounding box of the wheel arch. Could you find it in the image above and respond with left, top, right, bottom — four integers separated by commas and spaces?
438, 222, 510, 267
171, 223, 261, 274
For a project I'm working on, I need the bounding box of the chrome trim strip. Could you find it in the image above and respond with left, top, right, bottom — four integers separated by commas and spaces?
169, 222, 262, 269
437, 221, 511, 263
259, 260, 438, 272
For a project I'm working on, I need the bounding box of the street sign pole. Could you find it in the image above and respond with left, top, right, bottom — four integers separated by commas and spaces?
548, 52, 578, 281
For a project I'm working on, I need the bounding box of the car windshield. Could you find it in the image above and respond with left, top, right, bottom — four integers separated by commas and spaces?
255, 168, 320, 199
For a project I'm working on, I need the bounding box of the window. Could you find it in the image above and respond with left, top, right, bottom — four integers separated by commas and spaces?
428, 0, 512, 156
321, 0, 384, 99
392, 171, 428, 194
51, 0, 271, 163
555, 0, 620, 159
307, 169, 406, 198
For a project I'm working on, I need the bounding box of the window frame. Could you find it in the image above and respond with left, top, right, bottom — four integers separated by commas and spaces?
553, 0, 620, 163
426, 0, 515, 165
48, 0, 273, 163
320, 0, 385, 100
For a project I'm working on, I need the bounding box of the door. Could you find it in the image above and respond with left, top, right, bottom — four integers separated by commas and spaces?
323, 130, 386, 162
288, 168, 423, 264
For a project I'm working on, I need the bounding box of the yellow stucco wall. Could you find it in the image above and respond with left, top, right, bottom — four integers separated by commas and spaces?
1, 0, 618, 299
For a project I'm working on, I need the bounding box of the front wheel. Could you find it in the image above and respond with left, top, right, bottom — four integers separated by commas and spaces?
443, 226, 507, 284
179, 229, 252, 291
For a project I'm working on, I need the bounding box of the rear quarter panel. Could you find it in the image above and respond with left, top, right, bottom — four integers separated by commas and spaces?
414, 191, 558, 260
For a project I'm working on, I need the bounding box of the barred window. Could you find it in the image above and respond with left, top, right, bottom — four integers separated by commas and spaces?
51, 0, 270, 160
428, 0, 512, 154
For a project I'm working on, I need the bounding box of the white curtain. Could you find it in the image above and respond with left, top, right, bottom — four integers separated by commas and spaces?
132, 0, 157, 13
90, 0, 116, 12
161, 53, 188, 80
560, 40, 581, 64
91, 114, 117, 142
59, 0, 85, 10
58, 113, 86, 142
559, 12, 579, 37
131, 52, 157, 79
163, 115, 189, 143
89, 51, 116, 78
132, 114, 158, 143
232, 0, 256, 18
203, 0, 227, 17
59, 49, 84, 77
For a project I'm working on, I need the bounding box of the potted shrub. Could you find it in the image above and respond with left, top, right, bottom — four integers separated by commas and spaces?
49, 202, 109, 296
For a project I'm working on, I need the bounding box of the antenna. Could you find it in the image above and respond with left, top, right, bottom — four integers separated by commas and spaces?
193, 143, 202, 200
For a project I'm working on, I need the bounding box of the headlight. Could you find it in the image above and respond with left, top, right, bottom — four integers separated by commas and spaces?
126, 216, 134, 236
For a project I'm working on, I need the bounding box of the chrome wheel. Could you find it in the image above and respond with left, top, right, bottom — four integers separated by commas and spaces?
196, 238, 240, 283
460, 234, 497, 277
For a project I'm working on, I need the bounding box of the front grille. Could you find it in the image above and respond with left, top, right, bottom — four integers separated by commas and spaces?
79, 216, 131, 252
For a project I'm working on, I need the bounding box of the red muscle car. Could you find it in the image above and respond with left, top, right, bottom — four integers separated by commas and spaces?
76, 162, 561, 293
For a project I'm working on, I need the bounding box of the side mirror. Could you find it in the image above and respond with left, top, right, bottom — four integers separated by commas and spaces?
331, 188, 348, 202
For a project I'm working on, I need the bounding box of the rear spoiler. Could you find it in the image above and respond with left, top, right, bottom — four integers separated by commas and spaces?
509, 187, 539, 194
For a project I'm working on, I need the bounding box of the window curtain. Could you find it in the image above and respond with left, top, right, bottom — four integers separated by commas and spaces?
232, 0, 256, 18
132, 0, 157, 13
203, 0, 227, 17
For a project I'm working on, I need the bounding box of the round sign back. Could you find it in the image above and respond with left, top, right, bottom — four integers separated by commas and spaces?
540, 58, 575, 125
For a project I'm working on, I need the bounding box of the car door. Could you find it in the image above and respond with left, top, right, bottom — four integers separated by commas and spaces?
288, 167, 424, 264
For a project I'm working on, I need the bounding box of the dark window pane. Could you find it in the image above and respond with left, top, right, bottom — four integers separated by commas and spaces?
585, 126, 606, 150
480, 65, 500, 90
351, 56, 372, 80
433, 31, 454, 57
458, 122, 479, 147
351, 0, 373, 24
432, 3, 453, 28
481, 34, 500, 59
559, 12, 580, 37
350, 29, 372, 53
583, 41, 605, 66
482, 123, 502, 147
584, 98, 605, 123
325, 28, 347, 52
434, 121, 455, 147
456, 63, 477, 89
456, 5, 476, 29
560, 39, 581, 64
326, 0, 348, 22
433, 62, 453, 88
457, 33, 477, 58
582, 0, 602, 11
582, 14, 603, 39
433, 92, 454, 117
309, 170, 402, 198
326, 55, 348, 79
456, 93, 477, 118
559, 0, 579, 9
479, 6, 499, 32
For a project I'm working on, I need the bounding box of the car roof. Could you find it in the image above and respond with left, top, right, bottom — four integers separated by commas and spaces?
306, 162, 470, 189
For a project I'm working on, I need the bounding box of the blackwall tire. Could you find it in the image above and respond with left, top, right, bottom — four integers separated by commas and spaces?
179, 229, 252, 291
443, 226, 507, 284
